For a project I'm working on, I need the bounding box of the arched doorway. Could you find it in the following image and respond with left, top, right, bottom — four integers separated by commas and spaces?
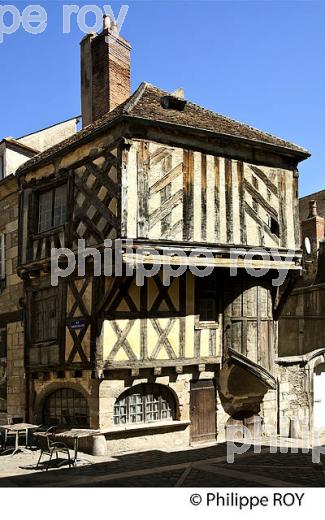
42, 388, 89, 428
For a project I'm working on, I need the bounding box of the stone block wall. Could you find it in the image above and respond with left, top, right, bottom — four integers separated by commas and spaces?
0, 176, 24, 420
277, 364, 311, 438
216, 386, 278, 441
0, 186, 22, 315
6, 321, 25, 419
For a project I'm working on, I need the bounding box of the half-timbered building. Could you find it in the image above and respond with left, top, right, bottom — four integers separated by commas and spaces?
15, 20, 310, 453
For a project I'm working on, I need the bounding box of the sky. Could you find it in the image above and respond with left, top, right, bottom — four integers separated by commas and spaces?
0, 0, 324, 196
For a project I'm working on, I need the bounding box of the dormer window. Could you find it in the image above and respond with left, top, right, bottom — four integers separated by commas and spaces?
38, 184, 67, 233
160, 95, 187, 111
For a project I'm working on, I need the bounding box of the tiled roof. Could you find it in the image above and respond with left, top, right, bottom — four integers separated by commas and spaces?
17, 82, 310, 174
1, 137, 39, 155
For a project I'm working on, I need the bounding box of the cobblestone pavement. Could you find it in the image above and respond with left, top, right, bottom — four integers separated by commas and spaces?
0, 442, 324, 487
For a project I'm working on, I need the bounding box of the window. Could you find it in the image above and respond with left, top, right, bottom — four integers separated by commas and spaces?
38, 185, 67, 233
32, 288, 58, 343
113, 383, 176, 425
43, 388, 89, 427
196, 272, 218, 322
0, 234, 5, 291
268, 215, 280, 237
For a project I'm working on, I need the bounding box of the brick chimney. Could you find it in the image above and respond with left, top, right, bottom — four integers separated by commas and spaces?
80, 16, 131, 127
301, 200, 325, 283
301, 200, 325, 254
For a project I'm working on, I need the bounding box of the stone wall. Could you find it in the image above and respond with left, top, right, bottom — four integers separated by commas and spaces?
216, 385, 278, 441
0, 176, 24, 420
0, 184, 22, 315
6, 321, 25, 419
277, 364, 311, 438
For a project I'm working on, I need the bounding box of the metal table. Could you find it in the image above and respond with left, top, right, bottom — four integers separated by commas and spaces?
0, 423, 39, 455
54, 429, 100, 467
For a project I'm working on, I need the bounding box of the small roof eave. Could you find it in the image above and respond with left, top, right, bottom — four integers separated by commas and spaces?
226, 347, 277, 389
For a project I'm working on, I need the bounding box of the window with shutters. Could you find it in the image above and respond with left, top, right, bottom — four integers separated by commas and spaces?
38, 184, 67, 233
32, 287, 58, 343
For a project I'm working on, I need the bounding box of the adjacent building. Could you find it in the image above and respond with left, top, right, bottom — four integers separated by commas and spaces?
0, 119, 79, 423
279, 191, 325, 437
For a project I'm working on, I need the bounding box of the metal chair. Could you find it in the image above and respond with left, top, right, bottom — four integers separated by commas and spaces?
0, 428, 5, 451
36, 432, 72, 471
31, 425, 57, 447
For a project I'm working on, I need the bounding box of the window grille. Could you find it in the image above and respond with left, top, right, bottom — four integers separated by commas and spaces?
43, 388, 89, 428
113, 384, 175, 425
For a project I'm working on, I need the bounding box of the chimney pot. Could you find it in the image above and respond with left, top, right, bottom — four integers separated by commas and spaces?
103, 14, 111, 31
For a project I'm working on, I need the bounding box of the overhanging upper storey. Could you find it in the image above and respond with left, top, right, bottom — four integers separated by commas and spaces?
17, 83, 309, 271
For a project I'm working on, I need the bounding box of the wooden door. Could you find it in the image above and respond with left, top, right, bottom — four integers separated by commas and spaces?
190, 380, 216, 443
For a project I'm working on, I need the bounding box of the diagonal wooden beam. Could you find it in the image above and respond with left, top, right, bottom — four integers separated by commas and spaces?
68, 278, 90, 318
249, 165, 278, 197
245, 202, 278, 243
109, 320, 137, 361
67, 325, 89, 364
149, 163, 183, 194
244, 179, 278, 219
151, 275, 177, 313
151, 319, 177, 359
149, 189, 183, 229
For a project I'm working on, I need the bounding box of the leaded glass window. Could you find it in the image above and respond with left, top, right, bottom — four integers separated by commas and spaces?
113, 384, 175, 425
